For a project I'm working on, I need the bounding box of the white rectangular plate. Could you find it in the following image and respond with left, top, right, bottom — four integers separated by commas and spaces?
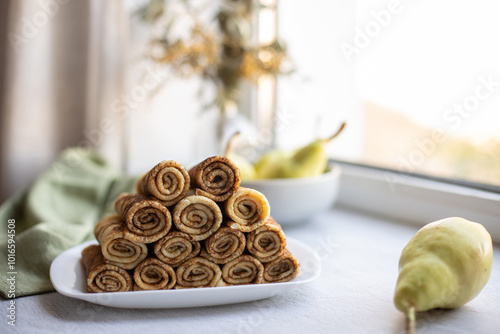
50, 238, 321, 308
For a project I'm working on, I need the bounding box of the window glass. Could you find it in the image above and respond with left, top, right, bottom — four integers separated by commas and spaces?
128, 1, 500, 189
354, 0, 500, 187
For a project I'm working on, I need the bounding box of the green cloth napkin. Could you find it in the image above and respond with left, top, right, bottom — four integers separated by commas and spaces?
0, 148, 137, 298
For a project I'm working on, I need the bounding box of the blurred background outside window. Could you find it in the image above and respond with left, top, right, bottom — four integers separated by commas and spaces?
354, 0, 500, 188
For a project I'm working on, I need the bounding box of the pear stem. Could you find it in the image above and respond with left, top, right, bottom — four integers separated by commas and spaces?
224, 131, 240, 157
406, 306, 416, 334
324, 122, 346, 143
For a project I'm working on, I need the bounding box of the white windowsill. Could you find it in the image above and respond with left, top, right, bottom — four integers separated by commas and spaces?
336, 162, 500, 244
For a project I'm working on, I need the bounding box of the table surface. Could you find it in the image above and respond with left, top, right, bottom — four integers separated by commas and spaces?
1, 207, 499, 334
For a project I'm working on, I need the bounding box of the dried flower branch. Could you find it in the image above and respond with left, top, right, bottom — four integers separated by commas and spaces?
138, 0, 292, 113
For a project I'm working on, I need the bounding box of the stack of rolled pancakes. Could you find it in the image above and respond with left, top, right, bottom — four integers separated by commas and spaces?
81, 156, 300, 293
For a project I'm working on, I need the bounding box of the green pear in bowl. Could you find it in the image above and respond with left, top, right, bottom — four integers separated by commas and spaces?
228, 153, 256, 180
224, 132, 256, 180
223, 124, 345, 224
255, 122, 346, 179
253, 149, 291, 179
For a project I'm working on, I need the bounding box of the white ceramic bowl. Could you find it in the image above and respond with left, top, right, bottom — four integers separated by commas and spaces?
242, 164, 341, 225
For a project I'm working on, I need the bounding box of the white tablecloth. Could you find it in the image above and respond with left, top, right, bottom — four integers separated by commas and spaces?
2, 207, 499, 334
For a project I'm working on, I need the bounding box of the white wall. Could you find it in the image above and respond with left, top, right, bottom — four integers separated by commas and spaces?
125, 0, 221, 174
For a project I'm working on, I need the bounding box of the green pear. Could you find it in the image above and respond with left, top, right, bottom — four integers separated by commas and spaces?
224, 131, 256, 180
254, 122, 346, 179
394, 217, 493, 333
227, 152, 256, 180
281, 138, 329, 178
254, 149, 292, 179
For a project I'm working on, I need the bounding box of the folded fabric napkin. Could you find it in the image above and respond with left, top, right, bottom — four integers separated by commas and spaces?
0, 148, 137, 298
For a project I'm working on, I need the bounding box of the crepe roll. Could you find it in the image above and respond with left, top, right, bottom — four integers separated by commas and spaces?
114, 193, 172, 244
263, 249, 300, 283
81, 244, 133, 293
133, 258, 176, 290
246, 217, 286, 263
94, 215, 148, 270
220, 255, 264, 285
135, 160, 190, 207
172, 195, 222, 241
175, 257, 222, 288
188, 156, 240, 202
154, 231, 201, 267
200, 227, 246, 264
225, 187, 270, 232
